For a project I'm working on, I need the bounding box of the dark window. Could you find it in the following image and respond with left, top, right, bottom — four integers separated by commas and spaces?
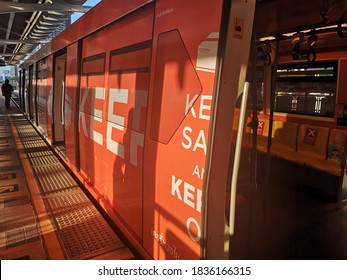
109, 40, 152, 74
275, 61, 337, 117
82, 53, 106, 75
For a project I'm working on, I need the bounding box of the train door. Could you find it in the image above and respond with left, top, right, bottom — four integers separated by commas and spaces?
18, 70, 24, 108
202, 0, 258, 259
340, 164, 347, 205
142, 0, 256, 260
53, 53, 66, 155
24, 68, 29, 115
33, 63, 38, 125
64, 42, 80, 168
78, 3, 154, 247
28, 64, 37, 121
37, 59, 48, 136
21, 69, 26, 112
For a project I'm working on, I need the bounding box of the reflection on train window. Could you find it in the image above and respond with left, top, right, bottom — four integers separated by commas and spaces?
275, 61, 337, 117
38, 59, 47, 79
236, 66, 264, 111
256, 66, 264, 111
82, 53, 106, 75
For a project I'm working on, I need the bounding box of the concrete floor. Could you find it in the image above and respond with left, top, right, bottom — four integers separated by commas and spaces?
0, 96, 135, 260
244, 156, 347, 260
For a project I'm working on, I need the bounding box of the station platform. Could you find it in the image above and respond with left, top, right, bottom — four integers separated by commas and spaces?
2, 94, 347, 261
0, 96, 136, 260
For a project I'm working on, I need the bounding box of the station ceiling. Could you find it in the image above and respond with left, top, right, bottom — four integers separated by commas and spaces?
256, 0, 347, 36
0, 0, 346, 67
0, 0, 90, 66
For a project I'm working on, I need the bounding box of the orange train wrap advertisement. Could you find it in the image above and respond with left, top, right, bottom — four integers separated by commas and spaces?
18, 0, 255, 260
77, 0, 224, 259
143, 0, 223, 259
79, 8, 154, 242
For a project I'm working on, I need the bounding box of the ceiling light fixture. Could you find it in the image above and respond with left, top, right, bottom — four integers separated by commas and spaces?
291, 26, 304, 44
337, 10, 347, 39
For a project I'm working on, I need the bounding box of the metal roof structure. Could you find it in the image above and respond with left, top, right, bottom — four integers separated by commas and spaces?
1, 0, 346, 67
0, 0, 91, 66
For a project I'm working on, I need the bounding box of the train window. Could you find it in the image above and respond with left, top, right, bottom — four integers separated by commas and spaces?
150, 29, 202, 144
108, 40, 151, 133
82, 53, 106, 75
38, 59, 47, 79
236, 66, 264, 111
37, 58, 48, 135
109, 40, 152, 74
275, 61, 337, 117
257, 67, 264, 111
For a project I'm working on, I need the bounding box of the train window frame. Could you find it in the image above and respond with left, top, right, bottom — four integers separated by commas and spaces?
109, 40, 152, 74
82, 52, 106, 76
274, 60, 338, 118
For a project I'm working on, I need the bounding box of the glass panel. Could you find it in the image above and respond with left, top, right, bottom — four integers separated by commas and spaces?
275, 61, 337, 117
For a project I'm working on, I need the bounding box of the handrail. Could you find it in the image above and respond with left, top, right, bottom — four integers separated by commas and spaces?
228, 81, 249, 236
61, 80, 65, 126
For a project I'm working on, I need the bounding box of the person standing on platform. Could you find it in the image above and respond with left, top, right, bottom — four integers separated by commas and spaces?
1, 79, 14, 109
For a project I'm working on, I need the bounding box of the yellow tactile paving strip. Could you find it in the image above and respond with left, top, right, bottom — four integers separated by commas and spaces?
9, 113, 65, 260
1, 107, 48, 259
1, 97, 134, 260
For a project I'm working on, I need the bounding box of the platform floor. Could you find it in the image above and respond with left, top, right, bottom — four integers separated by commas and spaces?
0, 96, 135, 260
248, 173, 347, 260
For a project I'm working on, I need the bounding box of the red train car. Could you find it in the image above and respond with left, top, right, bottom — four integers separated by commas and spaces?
18, 0, 347, 260
19, 0, 256, 259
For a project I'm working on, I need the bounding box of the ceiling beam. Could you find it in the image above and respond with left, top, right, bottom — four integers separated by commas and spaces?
3, 0, 19, 55
0, 53, 26, 56
0, 39, 48, 45
0, 1, 91, 14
